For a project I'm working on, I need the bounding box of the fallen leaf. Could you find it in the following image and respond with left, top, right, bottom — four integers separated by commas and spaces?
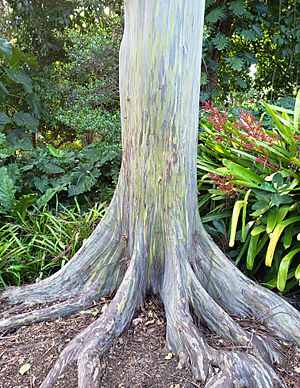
19, 363, 31, 375
165, 352, 173, 360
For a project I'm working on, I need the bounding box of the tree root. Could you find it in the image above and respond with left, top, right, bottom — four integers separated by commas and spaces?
1, 229, 299, 387
39, 251, 145, 388
194, 221, 300, 346
160, 242, 283, 387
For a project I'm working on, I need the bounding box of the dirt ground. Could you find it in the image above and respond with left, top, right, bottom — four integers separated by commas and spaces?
0, 299, 299, 388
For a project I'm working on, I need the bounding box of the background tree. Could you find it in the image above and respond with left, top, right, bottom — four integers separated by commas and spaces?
202, 0, 300, 101
1, 1, 299, 387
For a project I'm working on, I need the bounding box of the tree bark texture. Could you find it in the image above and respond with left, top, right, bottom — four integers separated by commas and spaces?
1, 1, 300, 387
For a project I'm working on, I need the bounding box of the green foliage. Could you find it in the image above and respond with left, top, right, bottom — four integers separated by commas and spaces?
5, 1, 123, 60
198, 94, 300, 293
0, 37, 41, 143
0, 135, 121, 210
202, 0, 300, 101
0, 200, 107, 286
36, 24, 121, 146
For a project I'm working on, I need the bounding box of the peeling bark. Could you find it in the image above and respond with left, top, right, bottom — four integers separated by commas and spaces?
1, 1, 300, 387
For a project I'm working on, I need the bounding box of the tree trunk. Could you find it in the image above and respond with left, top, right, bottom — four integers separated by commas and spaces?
1, 1, 300, 387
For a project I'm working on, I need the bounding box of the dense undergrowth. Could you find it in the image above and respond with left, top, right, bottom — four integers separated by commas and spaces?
198, 93, 300, 294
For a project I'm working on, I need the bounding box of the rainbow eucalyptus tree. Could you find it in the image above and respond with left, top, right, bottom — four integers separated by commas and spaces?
1, 1, 299, 387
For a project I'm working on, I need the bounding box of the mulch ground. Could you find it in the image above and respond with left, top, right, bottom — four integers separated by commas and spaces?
0, 299, 299, 388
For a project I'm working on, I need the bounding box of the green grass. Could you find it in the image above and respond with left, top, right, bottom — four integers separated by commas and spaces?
0, 199, 107, 287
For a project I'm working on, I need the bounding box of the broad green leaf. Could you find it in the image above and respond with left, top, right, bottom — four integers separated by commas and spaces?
251, 225, 266, 236
236, 77, 247, 89
0, 38, 12, 58
270, 193, 293, 207
200, 72, 208, 86
26, 93, 42, 119
277, 205, 292, 224
266, 207, 278, 234
14, 194, 37, 217
229, 0, 246, 16
225, 56, 244, 71
230, 180, 259, 189
212, 33, 229, 50
0, 168, 16, 212
223, 160, 263, 183
266, 104, 294, 115
242, 29, 257, 41
48, 144, 66, 158
263, 101, 293, 142
201, 211, 232, 223
13, 112, 39, 132
213, 219, 227, 235
4, 68, 33, 93
206, 6, 225, 23
295, 264, 300, 280
0, 81, 9, 97
260, 182, 276, 193
272, 173, 284, 188
0, 112, 10, 131
277, 247, 300, 292
36, 186, 65, 209
283, 224, 295, 249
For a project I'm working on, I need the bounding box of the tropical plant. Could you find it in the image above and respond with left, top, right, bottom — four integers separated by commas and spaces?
0, 137, 121, 210
198, 91, 300, 293
0, 199, 107, 286
0, 37, 41, 145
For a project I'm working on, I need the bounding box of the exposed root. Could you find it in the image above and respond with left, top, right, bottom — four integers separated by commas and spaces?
194, 220, 300, 346
1, 292, 97, 333
188, 264, 282, 364
40, 250, 145, 388
1, 221, 299, 387
160, 240, 284, 387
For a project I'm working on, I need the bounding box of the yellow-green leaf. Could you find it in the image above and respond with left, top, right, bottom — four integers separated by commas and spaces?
277, 247, 300, 292
229, 200, 244, 247
265, 216, 300, 267
246, 234, 260, 270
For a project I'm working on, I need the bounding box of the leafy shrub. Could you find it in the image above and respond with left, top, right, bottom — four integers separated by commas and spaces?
0, 137, 121, 212
0, 200, 107, 286
0, 37, 41, 144
37, 26, 121, 146
198, 91, 300, 293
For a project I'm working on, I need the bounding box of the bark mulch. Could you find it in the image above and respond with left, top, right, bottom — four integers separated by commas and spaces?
0, 299, 299, 388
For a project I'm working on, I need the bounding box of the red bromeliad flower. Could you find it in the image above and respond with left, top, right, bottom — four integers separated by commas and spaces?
202, 102, 281, 172
208, 173, 238, 197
